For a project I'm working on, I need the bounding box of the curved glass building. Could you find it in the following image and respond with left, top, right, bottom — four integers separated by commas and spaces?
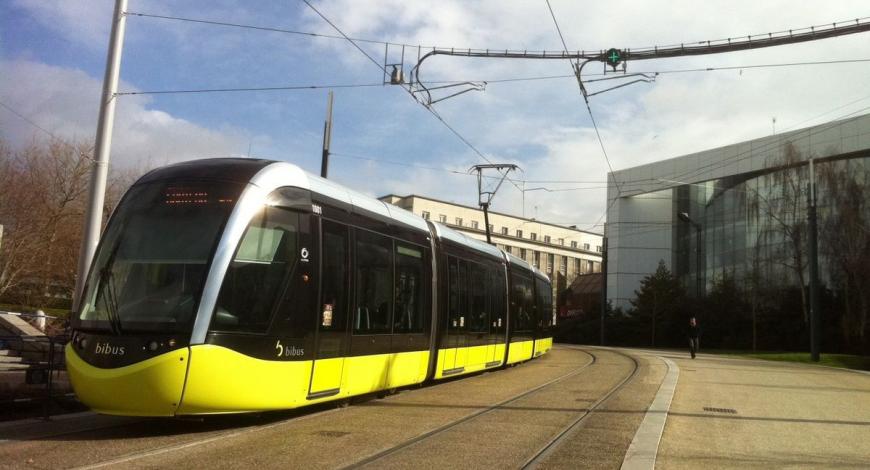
606, 113, 870, 309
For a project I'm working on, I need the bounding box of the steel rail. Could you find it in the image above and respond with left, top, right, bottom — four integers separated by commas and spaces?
342, 348, 598, 469
521, 346, 641, 468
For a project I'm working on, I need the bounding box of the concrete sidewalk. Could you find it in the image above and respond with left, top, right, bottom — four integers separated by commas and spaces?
655, 351, 870, 469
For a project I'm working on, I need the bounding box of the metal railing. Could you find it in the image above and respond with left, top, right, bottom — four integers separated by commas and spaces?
0, 311, 77, 419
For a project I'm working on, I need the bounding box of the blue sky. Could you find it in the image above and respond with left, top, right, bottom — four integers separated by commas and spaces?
2, 1, 870, 230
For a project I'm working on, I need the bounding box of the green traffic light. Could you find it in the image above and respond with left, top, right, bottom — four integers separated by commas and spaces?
606, 48, 621, 65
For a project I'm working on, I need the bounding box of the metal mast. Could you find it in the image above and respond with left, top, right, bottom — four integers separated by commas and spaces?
74, 0, 128, 310
469, 164, 519, 245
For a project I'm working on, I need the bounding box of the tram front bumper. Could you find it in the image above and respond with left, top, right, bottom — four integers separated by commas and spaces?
65, 344, 189, 417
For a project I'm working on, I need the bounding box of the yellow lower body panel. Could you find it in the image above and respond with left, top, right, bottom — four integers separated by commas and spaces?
534, 337, 553, 356
65, 344, 189, 417
310, 357, 344, 395
178, 345, 430, 415
386, 350, 429, 388
342, 350, 429, 395
434, 343, 506, 380
507, 340, 534, 364
178, 345, 312, 414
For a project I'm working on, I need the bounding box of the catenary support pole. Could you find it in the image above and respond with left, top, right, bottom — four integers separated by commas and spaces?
320, 91, 334, 178
807, 159, 820, 362
73, 0, 128, 310
600, 236, 607, 345
482, 203, 492, 244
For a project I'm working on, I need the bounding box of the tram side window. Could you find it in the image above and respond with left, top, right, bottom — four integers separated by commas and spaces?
320, 221, 348, 332
447, 257, 466, 331
511, 273, 533, 332
354, 230, 393, 334
469, 263, 488, 333
537, 278, 554, 328
490, 268, 506, 332
394, 243, 426, 334
212, 207, 299, 333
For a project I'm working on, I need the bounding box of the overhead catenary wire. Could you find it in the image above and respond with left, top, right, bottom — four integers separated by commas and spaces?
1, 101, 63, 142
116, 83, 384, 95
604, 99, 870, 194
544, 0, 625, 208
298, 0, 525, 195
127, 10, 870, 66
113, 57, 870, 95
126, 11, 418, 48
600, 104, 870, 236
0, 100, 94, 161
125, 6, 870, 226
646, 105, 870, 186
331, 151, 639, 191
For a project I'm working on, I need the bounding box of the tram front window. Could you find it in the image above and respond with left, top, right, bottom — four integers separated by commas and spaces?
77, 181, 242, 333
211, 206, 300, 333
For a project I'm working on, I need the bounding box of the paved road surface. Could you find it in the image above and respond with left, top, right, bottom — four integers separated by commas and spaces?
1, 346, 867, 469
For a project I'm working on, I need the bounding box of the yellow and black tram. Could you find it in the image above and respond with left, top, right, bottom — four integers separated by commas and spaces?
66, 159, 554, 416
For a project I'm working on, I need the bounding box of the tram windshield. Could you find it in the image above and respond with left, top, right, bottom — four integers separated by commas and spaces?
77, 180, 243, 332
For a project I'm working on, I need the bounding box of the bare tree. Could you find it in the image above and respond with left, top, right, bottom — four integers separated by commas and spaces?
0, 138, 138, 307
752, 143, 810, 325
819, 159, 870, 352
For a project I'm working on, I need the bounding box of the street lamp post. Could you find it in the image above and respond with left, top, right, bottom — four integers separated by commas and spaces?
678, 212, 702, 298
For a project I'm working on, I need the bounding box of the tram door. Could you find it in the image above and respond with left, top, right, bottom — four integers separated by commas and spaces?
309, 221, 349, 398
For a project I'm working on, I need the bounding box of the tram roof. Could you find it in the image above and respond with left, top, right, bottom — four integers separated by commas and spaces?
250, 161, 431, 234
137, 158, 432, 235
429, 222, 504, 261
504, 252, 550, 282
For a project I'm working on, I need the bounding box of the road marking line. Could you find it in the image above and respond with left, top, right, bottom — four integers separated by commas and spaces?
621, 356, 678, 470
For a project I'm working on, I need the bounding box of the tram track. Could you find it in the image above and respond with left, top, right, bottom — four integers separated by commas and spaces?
521, 347, 641, 469
343, 347, 623, 469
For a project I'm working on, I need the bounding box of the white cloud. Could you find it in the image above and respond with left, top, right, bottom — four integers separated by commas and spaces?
0, 60, 256, 168
11, 0, 114, 50
296, 0, 870, 229
5, 1, 870, 233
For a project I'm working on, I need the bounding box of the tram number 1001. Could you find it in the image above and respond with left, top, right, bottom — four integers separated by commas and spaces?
275, 340, 305, 358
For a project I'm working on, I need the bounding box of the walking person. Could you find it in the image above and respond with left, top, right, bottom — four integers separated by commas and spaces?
687, 317, 700, 359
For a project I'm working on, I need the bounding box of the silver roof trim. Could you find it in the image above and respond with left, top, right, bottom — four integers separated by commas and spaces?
504, 251, 550, 282
251, 162, 430, 233
190, 161, 431, 343
190, 182, 269, 344
430, 222, 504, 260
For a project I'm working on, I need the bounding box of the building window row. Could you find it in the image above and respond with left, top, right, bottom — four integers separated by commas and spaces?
420, 213, 598, 255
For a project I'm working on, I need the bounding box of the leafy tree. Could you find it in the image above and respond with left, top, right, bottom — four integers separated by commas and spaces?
702, 274, 750, 349
630, 260, 687, 347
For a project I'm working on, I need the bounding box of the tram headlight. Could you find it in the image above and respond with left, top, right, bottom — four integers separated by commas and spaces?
80, 337, 88, 349
168, 338, 176, 347
147, 340, 159, 352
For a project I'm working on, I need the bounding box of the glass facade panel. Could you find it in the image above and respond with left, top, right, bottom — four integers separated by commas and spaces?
673, 155, 870, 297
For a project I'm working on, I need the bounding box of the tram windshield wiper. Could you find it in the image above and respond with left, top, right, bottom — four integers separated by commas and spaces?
95, 242, 124, 335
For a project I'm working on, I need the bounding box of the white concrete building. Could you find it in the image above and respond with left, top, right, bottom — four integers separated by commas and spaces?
379, 194, 603, 308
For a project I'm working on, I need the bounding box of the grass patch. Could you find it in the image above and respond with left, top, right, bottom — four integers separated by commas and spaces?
708, 349, 870, 372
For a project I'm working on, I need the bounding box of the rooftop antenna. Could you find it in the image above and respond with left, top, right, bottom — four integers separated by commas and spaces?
469, 163, 520, 244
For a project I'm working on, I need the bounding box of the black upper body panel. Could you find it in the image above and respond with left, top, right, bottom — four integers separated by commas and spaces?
136, 158, 276, 186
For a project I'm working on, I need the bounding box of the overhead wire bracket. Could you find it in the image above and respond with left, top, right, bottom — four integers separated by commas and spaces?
469, 163, 520, 244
